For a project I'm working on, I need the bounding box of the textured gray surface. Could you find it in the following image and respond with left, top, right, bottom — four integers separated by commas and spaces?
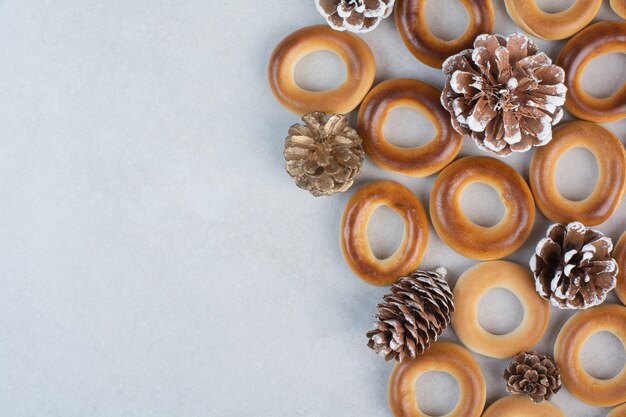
0, 0, 625, 416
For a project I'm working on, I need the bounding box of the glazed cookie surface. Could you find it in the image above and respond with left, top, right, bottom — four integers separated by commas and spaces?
529, 121, 626, 226
395, 0, 494, 68
358, 78, 462, 177
340, 180, 428, 286
611, 0, 626, 20
557, 21, 626, 123
388, 341, 485, 417
554, 304, 626, 407
608, 403, 626, 417
482, 395, 566, 417
268, 25, 375, 115
430, 156, 535, 260
504, 0, 602, 40
452, 261, 550, 358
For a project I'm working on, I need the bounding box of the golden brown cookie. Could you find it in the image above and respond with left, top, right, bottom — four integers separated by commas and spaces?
452, 261, 550, 358
357, 78, 462, 177
395, 0, 494, 68
611, 0, 626, 20
504, 0, 602, 40
268, 25, 375, 115
608, 403, 626, 417
482, 395, 566, 417
554, 304, 626, 407
388, 341, 485, 417
529, 121, 626, 226
430, 156, 535, 260
557, 21, 626, 123
340, 180, 428, 286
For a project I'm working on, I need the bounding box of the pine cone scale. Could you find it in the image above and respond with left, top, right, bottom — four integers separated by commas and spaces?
442, 33, 566, 156
504, 351, 561, 403
284, 112, 363, 197
531, 222, 618, 309
366, 268, 454, 361
316, 0, 394, 33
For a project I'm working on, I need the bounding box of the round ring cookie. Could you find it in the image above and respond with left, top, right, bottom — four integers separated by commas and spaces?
357, 78, 463, 177
340, 180, 428, 286
529, 121, 626, 226
504, 0, 602, 40
268, 25, 375, 115
388, 341, 485, 417
430, 156, 535, 260
554, 303, 626, 407
608, 403, 626, 417
395, 0, 494, 68
611, 0, 626, 20
451, 261, 550, 359
482, 395, 566, 417
614, 231, 626, 306
557, 21, 626, 123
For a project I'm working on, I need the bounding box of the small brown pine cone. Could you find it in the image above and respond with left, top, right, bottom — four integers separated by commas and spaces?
284, 112, 364, 197
441, 33, 567, 156
530, 222, 618, 309
366, 268, 454, 362
315, 0, 395, 33
504, 351, 561, 403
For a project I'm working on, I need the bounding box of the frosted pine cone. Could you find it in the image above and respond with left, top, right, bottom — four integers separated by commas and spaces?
284, 112, 364, 197
441, 33, 567, 156
315, 0, 395, 33
530, 222, 618, 309
504, 351, 561, 403
366, 268, 454, 361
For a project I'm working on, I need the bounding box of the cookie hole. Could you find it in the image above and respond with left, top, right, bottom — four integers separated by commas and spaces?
294, 50, 346, 92
367, 205, 404, 260
382, 106, 436, 148
477, 288, 524, 335
534, 0, 576, 13
425, 0, 469, 41
580, 331, 626, 379
555, 147, 598, 201
415, 371, 460, 416
580, 53, 626, 99
460, 183, 505, 227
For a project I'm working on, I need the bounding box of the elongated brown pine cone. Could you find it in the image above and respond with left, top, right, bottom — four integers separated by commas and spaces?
315, 0, 395, 33
530, 222, 618, 309
366, 268, 454, 362
284, 112, 364, 197
504, 351, 561, 403
441, 33, 567, 156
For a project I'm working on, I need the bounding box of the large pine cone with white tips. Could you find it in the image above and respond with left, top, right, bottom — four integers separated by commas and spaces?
366, 268, 454, 362
284, 112, 364, 197
530, 222, 618, 309
441, 32, 567, 156
315, 0, 395, 33
504, 351, 561, 403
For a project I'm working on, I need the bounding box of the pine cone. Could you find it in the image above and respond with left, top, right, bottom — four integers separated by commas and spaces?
530, 222, 618, 309
315, 0, 395, 33
504, 351, 561, 403
366, 268, 454, 362
441, 33, 567, 157
284, 112, 364, 197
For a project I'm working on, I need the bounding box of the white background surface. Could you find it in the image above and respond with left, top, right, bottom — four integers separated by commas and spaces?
1, 0, 626, 416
